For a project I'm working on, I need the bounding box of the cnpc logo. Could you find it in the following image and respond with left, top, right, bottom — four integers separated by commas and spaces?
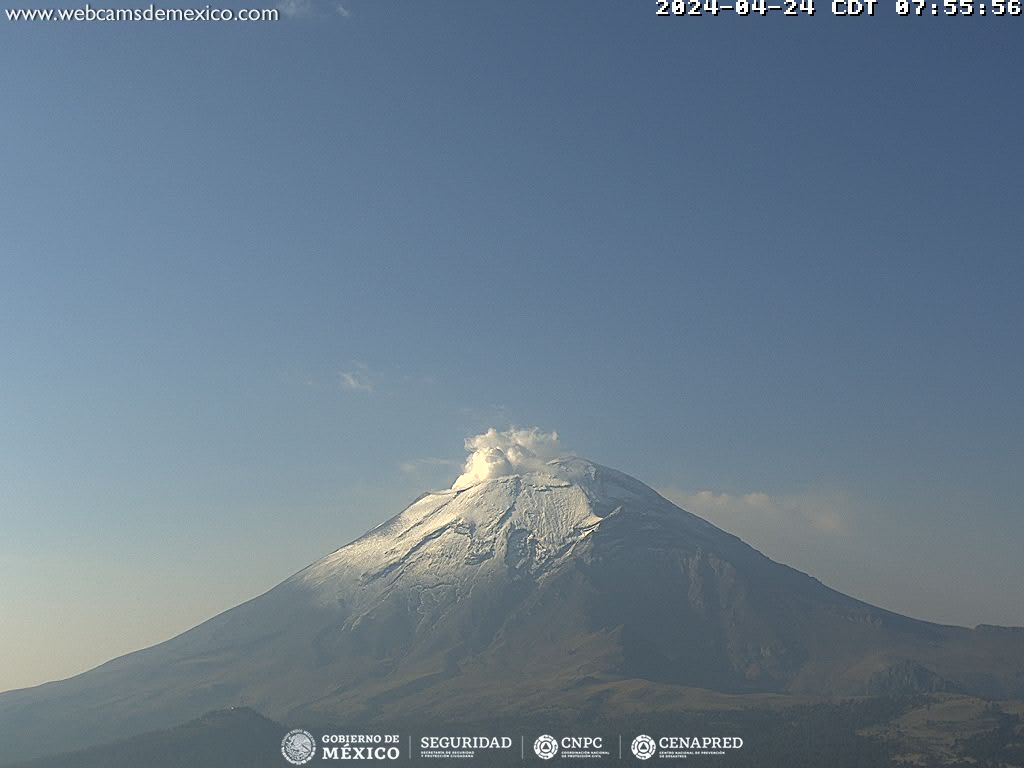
533, 734, 559, 760
534, 734, 605, 759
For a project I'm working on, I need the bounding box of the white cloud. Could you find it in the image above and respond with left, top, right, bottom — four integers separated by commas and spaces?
662, 488, 848, 536
400, 457, 461, 474
339, 363, 373, 393
452, 427, 564, 490
276, 0, 352, 18
276, 0, 313, 17
658, 485, 854, 582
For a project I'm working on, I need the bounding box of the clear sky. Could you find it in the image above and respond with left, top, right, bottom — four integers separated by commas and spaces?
2, 1, 1022, 693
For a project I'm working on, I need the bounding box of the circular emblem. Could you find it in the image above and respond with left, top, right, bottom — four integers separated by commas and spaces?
631, 734, 657, 760
281, 729, 316, 765
534, 734, 559, 760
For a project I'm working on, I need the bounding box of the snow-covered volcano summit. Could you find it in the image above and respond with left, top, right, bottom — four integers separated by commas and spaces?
2, 429, 1023, 765
295, 451, 723, 608
296, 426, 720, 603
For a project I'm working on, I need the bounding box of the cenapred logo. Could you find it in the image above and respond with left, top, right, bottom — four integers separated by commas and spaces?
631, 734, 657, 760
534, 734, 559, 760
281, 729, 317, 765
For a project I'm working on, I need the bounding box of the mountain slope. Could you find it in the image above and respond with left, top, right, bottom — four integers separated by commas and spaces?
1, 457, 1021, 764
5, 708, 286, 768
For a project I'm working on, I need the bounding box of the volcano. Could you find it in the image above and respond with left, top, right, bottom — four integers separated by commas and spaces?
2, 440, 1022, 764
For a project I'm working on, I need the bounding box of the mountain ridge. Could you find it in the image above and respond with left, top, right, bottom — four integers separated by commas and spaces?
1, 456, 1021, 765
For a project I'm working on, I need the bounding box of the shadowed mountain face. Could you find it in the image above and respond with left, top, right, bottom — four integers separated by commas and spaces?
5, 708, 286, 768
1, 458, 1022, 764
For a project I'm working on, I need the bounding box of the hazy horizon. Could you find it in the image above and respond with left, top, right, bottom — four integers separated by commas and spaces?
2, 427, 1020, 695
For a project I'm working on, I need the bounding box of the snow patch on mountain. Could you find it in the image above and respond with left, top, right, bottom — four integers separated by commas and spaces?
293, 436, 688, 607
297, 461, 606, 598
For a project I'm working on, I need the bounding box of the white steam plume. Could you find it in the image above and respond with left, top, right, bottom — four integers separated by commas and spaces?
452, 427, 564, 490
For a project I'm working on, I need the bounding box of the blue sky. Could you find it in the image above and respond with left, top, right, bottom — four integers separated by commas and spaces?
2, 2, 1022, 692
